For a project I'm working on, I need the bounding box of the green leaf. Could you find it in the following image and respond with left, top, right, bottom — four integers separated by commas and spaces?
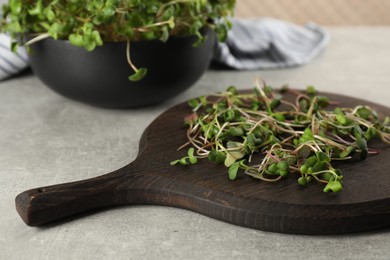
339, 146, 355, 158
304, 156, 317, 168
277, 161, 289, 171
11, 42, 18, 52
69, 34, 84, 47
313, 161, 327, 172
227, 85, 238, 95
179, 158, 189, 165
353, 125, 364, 138
224, 142, 245, 167
187, 147, 198, 164
10, 0, 22, 14
167, 16, 175, 29
356, 136, 368, 160
228, 162, 239, 180
6, 21, 22, 33
298, 177, 307, 186
28, 0, 43, 16
83, 40, 96, 51
270, 95, 282, 109
44, 8, 56, 21
300, 165, 308, 174
128, 67, 148, 81
208, 150, 226, 164
297, 146, 311, 158
228, 127, 244, 137
267, 163, 278, 174
322, 172, 335, 181
273, 113, 285, 122
364, 127, 377, 140
316, 151, 330, 163
160, 27, 169, 42
356, 106, 372, 120
102, 6, 116, 20
336, 114, 348, 125
323, 180, 343, 193
91, 30, 103, 46
306, 85, 316, 95
384, 116, 390, 126
48, 23, 64, 40
316, 96, 330, 108
170, 159, 180, 166
299, 128, 315, 143
188, 99, 199, 109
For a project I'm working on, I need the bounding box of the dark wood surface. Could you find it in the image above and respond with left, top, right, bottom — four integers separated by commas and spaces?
15, 91, 390, 234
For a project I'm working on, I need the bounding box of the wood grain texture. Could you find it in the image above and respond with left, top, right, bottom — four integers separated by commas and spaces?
15, 91, 390, 234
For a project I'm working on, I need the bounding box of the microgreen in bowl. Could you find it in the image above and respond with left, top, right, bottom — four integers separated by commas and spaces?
0, 0, 236, 81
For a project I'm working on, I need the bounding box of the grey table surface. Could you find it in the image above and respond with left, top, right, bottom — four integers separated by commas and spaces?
1, 27, 390, 260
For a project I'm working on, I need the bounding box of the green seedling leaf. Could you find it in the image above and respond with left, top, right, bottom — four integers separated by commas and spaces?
270, 96, 282, 109
128, 67, 147, 81
316, 96, 330, 108
356, 136, 368, 160
69, 34, 84, 47
223, 110, 236, 122
187, 147, 198, 164
228, 162, 239, 180
179, 158, 189, 165
299, 128, 315, 143
313, 161, 327, 172
228, 127, 244, 137
160, 26, 169, 42
11, 42, 18, 52
353, 125, 364, 138
10, 0, 22, 14
323, 180, 343, 193
304, 156, 318, 168
267, 163, 278, 174
170, 159, 180, 166
300, 165, 307, 174
225, 142, 245, 167
336, 114, 348, 125
167, 16, 175, 29
364, 127, 377, 140
91, 30, 103, 46
44, 8, 56, 21
28, 0, 43, 16
277, 161, 289, 171
188, 99, 200, 109
273, 113, 285, 122
298, 177, 307, 186
384, 116, 390, 126
316, 151, 330, 163
306, 85, 316, 95
227, 85, 238, 95
356, 106, 374, 120
339, 146, 355, 158
297, 146, 311, 159
208, 150, 226, 164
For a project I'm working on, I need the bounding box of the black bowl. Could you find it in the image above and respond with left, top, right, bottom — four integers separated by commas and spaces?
28, 29, 216, 107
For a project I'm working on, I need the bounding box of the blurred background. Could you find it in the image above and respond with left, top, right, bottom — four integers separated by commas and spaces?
235, 0, 390, 25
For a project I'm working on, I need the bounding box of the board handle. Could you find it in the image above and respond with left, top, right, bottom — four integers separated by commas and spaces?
15, 168, 132, 226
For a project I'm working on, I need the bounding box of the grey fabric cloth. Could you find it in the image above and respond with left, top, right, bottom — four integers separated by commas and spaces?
213, 18, 330, 69
0, 34, 28, 81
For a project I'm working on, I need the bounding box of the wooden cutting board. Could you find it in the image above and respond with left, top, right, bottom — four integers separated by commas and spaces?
15, 91, 390, 235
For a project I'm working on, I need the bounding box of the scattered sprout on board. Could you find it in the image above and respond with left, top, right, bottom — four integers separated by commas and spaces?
170, 80, 390, 193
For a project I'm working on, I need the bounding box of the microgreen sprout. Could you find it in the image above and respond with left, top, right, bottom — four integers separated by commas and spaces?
172, 80, 390, 193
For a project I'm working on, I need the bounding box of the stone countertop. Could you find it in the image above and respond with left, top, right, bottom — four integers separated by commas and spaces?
1, 27, 389, 260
